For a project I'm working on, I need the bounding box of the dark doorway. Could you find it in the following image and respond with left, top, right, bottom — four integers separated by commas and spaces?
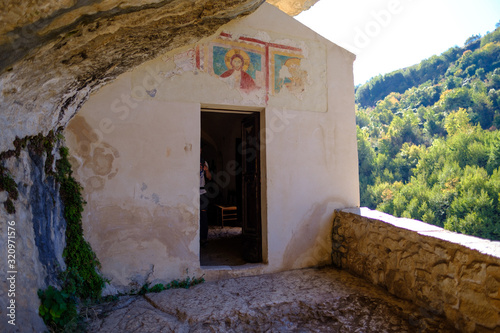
200, 108, 262, 266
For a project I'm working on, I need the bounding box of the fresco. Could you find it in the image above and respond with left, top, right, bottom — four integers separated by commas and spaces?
272, 53, 306, 95
199, 34, 267, 97
148, 32, 311, 104
274, 56, 305, 94
213, 46, 261, 93
174, 34, 308, 99
207, 33, 308, 100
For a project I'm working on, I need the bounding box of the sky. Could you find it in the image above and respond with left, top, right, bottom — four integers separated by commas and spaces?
295, 0, 500, 85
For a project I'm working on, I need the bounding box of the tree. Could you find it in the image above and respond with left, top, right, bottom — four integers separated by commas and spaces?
465, 34, 481, 46
444, 108, 472, 136
355, 27, 500, 241
357, 127, 376, 206
470, 90, 494, 129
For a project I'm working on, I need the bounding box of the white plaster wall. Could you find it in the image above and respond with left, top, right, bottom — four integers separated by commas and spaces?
64, 3, 359, 289
65, 80, 202, 286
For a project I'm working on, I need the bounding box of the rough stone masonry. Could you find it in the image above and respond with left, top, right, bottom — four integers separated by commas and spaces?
332, 208, 500, 333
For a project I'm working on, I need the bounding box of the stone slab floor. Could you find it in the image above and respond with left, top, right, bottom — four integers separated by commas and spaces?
201, 227, 246, 266
85, 267, 457, 332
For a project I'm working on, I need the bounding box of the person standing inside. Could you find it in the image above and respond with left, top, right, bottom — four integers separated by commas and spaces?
200, 147, 212, 246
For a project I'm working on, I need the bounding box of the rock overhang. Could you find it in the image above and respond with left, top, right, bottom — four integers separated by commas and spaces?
0, 0, 319, 152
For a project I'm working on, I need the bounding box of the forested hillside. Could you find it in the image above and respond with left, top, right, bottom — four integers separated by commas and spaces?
355, 23, 500, 241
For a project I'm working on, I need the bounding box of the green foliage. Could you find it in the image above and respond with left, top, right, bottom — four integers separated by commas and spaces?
0, 167, 18, 199
38, 286, 78, 331
0, 131, 59, 214
56, 146, 105, 300
356, 26, 500, 108
137, 275, 205, 295
481, 27, 500, 48
465, 35, 482, 46
0, 167, 18, 214
164, 275, 205, 289
357, 127, 376, 206
356, 26, 500, 241
148, 283, 167, 293
444, 108, 472, 136
38, 143, 105, 331
4, 198, 15, 214
0, 133, 103, 330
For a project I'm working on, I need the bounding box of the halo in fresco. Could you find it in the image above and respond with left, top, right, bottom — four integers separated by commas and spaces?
224, 49, 251, 72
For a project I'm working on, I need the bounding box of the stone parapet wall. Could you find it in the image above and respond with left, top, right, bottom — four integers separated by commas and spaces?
332, 208, 500, 333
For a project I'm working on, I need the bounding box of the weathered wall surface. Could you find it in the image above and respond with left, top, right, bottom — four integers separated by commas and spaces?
0, 1, 326, 330
0, 147, 67, 332
332, 208, 500, 333
64, 3, 359, 290
0, 0, 315, 155
66, 99, 201, 288
0, 0, 328, 331
0, 0, 264, 154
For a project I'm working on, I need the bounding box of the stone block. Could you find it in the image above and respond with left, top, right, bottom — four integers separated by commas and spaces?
414, 267, 431, 281
382, 237, 399, 250
419, 238, 437, 254
486, 265, 500, 280
432, 262, 451, 277
398, 256, 417, 274
485, 276, 500, 298
417, 247, 440, 266
443, 292, 459, 307
267, 0, 320, 16
443, 306, 461, 328
434, 245, 452, 261
491, 299, 500, 312
459, 290, 500, 328
437, 276, 459, 303
336, 209, 500, 332
460, 261, 488, 284
459, 280, 486, 296
389, 277, 412, 300
454, 249, 471, 265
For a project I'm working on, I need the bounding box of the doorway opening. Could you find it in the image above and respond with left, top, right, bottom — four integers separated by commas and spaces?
200, 107, 263, 266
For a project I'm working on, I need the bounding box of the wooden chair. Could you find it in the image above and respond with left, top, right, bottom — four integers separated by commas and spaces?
215, 204, 238, 227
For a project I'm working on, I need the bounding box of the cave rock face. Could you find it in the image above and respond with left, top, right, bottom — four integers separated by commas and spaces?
0, 0, 317, 153
0, 148, 67, 332
0, 2, 319, 330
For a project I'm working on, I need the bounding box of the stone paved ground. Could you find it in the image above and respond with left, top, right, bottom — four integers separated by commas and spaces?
85, 267, 457, 332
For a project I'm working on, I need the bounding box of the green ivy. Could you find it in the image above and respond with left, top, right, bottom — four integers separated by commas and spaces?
3, 198, 15, 214
55, 146, 106, 300
0, 132, 105, 330
0, 166, 18, 214
38, 286, 77, 329
0, 130, 58, 214
137, 275, 205, 295
38, 143, 106, 331
15, 135, 105, 330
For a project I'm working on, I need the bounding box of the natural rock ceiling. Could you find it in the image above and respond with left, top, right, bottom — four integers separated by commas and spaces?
0, 0, 319, 153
